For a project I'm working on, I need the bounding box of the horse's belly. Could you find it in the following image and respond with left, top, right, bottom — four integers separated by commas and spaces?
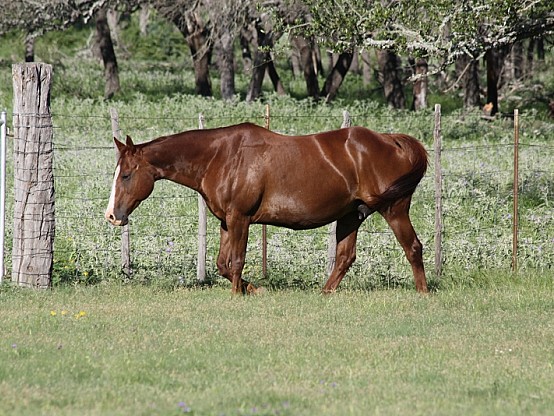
253, 190, 354, 229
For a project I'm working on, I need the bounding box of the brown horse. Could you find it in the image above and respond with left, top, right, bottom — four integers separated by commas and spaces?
105, 123, 428, 293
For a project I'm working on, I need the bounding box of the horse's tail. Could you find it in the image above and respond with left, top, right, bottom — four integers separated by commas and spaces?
374, 134, 428, 211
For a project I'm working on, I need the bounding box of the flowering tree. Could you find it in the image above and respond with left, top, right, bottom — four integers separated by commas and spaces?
297, 0, 554, 112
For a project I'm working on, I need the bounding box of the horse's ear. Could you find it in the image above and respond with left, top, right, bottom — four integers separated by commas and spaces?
125, 135, 135, 148
113, 137, 126, 157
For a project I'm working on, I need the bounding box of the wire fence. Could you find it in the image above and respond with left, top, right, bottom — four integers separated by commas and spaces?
1, 106, 553, 289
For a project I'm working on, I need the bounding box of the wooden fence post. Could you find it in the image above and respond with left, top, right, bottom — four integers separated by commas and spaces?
109, 107, 131, 277
512, 109, 519, 273
197, 114, 207, 282
326, 110, 352, 276
262, 104, 270, 278
0, 110, 6, 283
433, 104, 443, 279
12, 63, 55, 288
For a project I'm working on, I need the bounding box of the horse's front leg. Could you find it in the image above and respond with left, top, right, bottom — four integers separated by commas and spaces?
225, 214, 252, 295
216, 222, 232, 280
217, 221, 259, 294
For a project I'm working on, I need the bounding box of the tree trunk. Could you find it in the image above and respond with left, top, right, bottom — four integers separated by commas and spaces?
511, 41, 524, 81
327, 52, 335, 74
377, 49, 405, 109
246, 24, 270, 102
457, 54, 481, 109
107, 9, 120, 48
320, 51, 353, 102
239, 31, 252, 73
157, 6, 212, 97
95, 7, 120, 99
410, 57, 428, 111
361, 50, 371, 86
24, 33, 34, 62
217, 31, 235, 100
172, 11, 212, 97
537, 38, 545, 62
267, 59, 286, 95
485, 47, 507, 116
185, 12, 213, 97
350, 50, 360, 74
12, 63, 55, 289
464, 59, 481, 109
139, 5, 150, 36
525, 38, 535, 79
246, 23, 285, 101
291, 36, 319, 100
290, 46, 301, 79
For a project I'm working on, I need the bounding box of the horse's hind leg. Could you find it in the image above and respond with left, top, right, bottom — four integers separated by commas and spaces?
379, 197, 428, 293
322, 212, 363, 293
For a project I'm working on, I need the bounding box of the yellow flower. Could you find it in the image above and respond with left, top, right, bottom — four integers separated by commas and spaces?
50, 310, 57, 316
75, 311, 87, 319
61, 310, 68, 316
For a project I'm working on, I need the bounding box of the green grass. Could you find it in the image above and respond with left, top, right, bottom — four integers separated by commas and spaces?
1, 274, 553, 415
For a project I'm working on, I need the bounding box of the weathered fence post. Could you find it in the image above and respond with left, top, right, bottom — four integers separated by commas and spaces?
197, 114, 207, 282
0, 110, 6, 283
109, 107, 131, 277
12, 63, 55, 288
262, 104, 270, 278
326, 110, 352, 276
433, 104, 443, 279
512, 109, 519, 273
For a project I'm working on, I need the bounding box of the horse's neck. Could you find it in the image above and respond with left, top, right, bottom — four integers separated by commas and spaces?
144, 131, 212, 191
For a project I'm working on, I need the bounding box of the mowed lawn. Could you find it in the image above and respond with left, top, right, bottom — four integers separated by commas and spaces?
1, 275, 553, 416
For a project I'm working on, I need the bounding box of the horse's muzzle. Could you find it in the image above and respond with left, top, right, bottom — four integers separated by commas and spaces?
105, 211, 128, 226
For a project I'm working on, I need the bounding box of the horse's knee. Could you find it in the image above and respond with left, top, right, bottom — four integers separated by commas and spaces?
216, 256, 230, 278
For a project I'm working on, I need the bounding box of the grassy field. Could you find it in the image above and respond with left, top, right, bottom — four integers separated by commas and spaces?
1, 275, 554, 416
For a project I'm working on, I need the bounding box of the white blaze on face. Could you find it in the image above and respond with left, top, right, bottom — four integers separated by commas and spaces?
105, 164, 121, 222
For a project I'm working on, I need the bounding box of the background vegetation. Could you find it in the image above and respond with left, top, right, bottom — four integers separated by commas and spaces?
0, 11, 553, 289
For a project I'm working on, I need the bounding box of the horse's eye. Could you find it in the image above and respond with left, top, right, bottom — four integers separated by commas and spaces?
121, 173, 131, 181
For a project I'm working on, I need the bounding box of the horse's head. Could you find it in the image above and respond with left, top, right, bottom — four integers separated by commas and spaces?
105, 135, 155, 226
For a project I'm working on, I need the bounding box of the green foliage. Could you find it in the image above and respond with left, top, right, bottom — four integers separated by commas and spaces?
301, 0, 554, 67
118, 11, 189, 61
